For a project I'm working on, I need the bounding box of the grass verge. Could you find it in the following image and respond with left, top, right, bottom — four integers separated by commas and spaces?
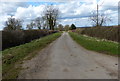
69, 32, 119, 56
2, 32, 61, 79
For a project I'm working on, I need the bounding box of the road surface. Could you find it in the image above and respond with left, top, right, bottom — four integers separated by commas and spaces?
18, 32, 118, 79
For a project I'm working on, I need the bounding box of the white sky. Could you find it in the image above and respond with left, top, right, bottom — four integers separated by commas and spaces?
0, 0, 119, 30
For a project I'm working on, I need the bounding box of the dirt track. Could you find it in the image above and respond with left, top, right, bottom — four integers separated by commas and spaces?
18, 32, 118, 79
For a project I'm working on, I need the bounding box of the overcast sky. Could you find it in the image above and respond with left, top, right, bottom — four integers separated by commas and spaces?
0, 0, 119, 30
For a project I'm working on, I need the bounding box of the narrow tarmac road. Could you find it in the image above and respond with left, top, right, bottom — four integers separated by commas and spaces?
18, 32, 118, 79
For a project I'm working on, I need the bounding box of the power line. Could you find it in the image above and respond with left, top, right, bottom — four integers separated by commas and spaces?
99, 0, 105, 6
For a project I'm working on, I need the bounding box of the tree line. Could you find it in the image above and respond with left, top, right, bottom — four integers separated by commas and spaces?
3, 5, 111, 31
4, 5, 60, 31
57, 24, 76, 31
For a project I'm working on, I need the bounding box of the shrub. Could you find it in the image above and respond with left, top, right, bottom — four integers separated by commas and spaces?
70, 24, 76, 30
2, 29, 58, 50
75, 26, 120, 42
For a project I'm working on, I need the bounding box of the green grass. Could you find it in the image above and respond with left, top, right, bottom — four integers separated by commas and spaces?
2, 32, 61, 79
69, 32, 119, 56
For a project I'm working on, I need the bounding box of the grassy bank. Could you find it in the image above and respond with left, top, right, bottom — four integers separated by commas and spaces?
2, 32, 61, 79
69, 32, 119, 56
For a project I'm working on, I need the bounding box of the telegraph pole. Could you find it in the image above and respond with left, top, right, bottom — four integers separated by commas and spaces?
97, 4, 99, 27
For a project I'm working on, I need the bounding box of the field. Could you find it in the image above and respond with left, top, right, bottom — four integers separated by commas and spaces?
2, 32, 61, 79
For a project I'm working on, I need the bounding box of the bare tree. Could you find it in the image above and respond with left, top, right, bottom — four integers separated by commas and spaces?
34, 17, 45, 29
41, 16, 49, 29
4, 17, 23, 31
89, 11, 111, 27
34, 17, 41, 29
64, 25, 70, 31
58, 24, 64, 31
26, 21, 35, 30
44, 5, 59, 30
